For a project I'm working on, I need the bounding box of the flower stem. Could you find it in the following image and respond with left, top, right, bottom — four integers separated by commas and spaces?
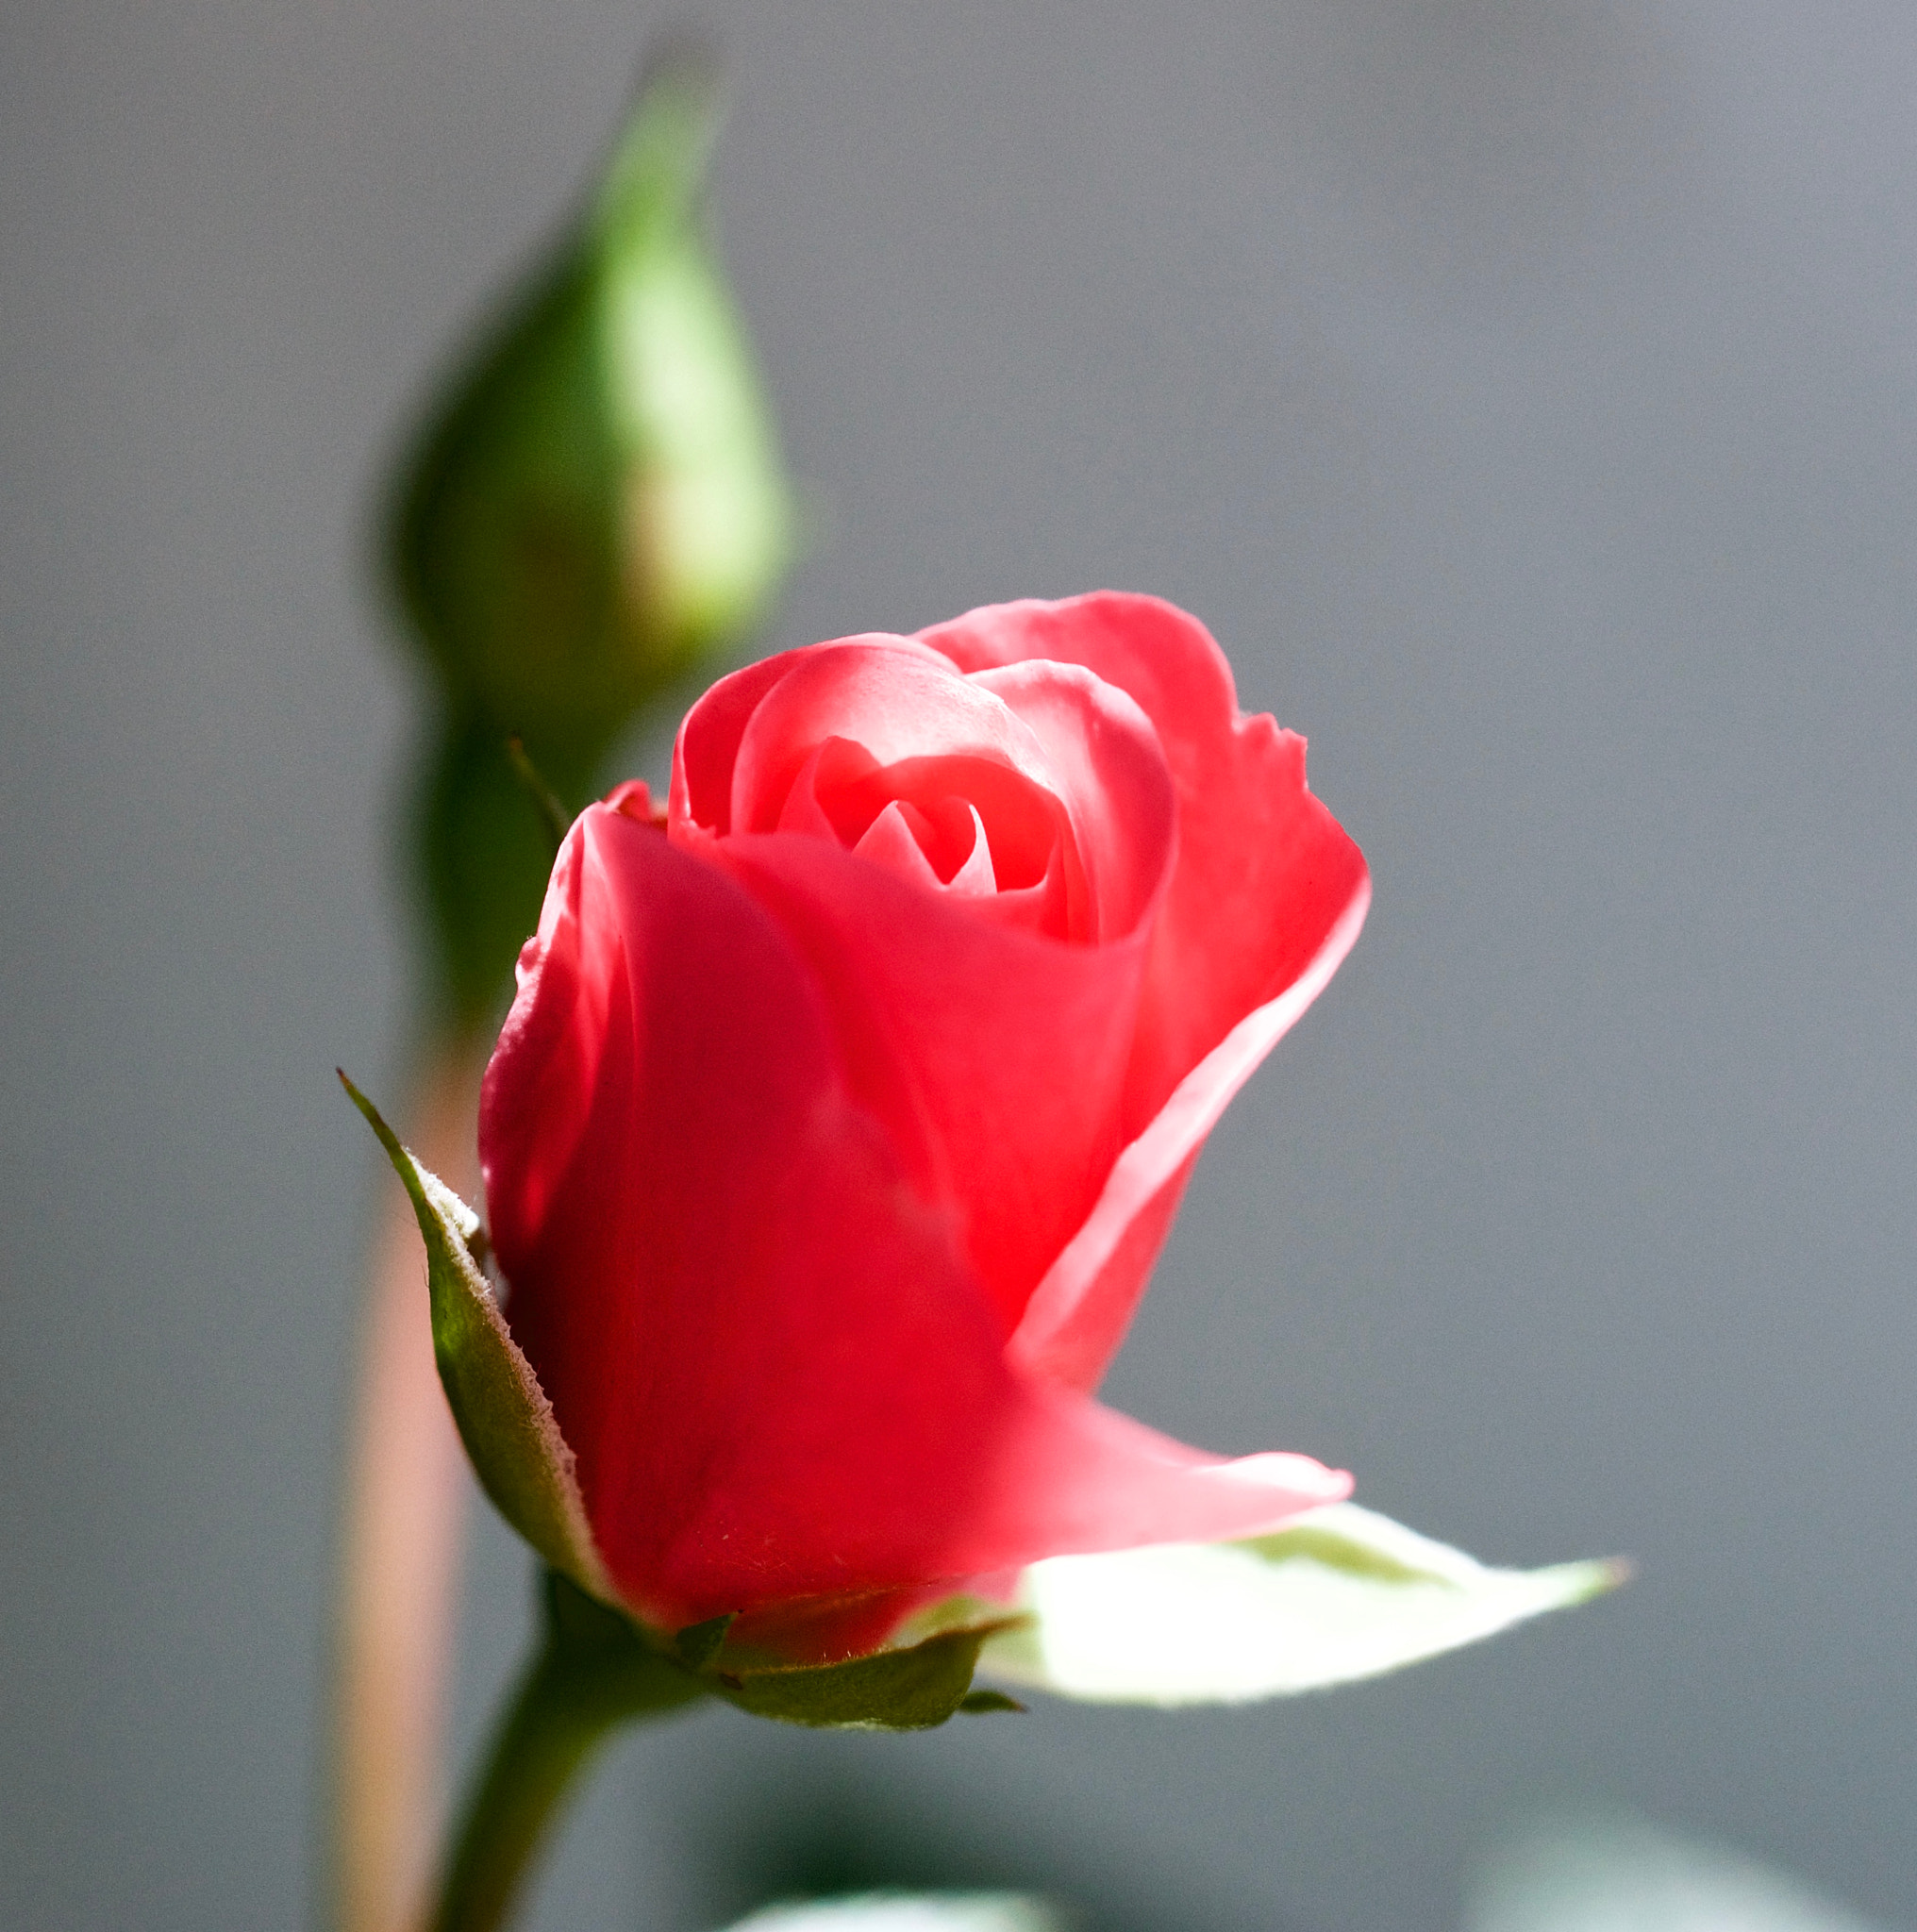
335, 1033, 486, 1932
429, 1574, 707, 1932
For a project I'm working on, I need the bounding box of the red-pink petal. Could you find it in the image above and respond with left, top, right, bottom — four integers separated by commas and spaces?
729, 642, 1056, 833
669, 632, 951, 837
480, 807, 1007, 1624
919, 591, 1369, 1121
959, 1384, 1352, 1567
850, 796, 949, 892
921, 592, 1371, 1383
966, 658, 1175, 942
708, 832, 1150, 1331
480, 804, 1347, 1634
1010, 874, 1372, 1389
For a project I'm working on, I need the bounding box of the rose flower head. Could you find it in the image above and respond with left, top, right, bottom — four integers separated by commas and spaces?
352, 592, 1619, 1725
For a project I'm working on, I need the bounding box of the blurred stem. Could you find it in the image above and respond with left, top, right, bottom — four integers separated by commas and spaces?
334, 1030, 489, 1932
429, 1574, 705, 1932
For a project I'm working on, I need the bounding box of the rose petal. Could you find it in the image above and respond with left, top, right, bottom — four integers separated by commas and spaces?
851, 798, 947, 891
482, 824, 620, 1259
681, 649, 1179, 1326
481, 807, 1008, 1624
670, 632, 951, 837
821, 753, 1060, 901
918, 591, 1370, 1126
481, 804, 1346, 1632
709, 832, 1151, 1330
921, 592, 1371, 1385
968, 1388, 1352, 1570
966, 658, 1175, 942
1010, 877, 1372, 1388
942, 802, 998, 895
979, 1504, 1621, 1706
728, 641, 1063, 838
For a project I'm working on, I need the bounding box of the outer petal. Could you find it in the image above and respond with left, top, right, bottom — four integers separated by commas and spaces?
484, 804, 998, 1625
481, 804, 1346, 1635
922, 593, 1371, 1386
965, 1390, 1350, 1573
722, 1898, 1060, 1932
1010, 876, 1371, 1389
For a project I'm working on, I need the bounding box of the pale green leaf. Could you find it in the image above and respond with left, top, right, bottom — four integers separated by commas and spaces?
978, 1502, 1624, 1706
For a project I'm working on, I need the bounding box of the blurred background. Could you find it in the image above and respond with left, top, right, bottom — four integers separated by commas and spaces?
4, 3, 1915, 1928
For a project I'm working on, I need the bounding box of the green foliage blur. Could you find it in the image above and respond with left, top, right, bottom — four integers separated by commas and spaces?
385, 41, 792, 1034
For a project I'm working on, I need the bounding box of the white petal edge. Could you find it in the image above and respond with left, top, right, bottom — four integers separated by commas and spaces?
977, 1502, 1625, 1707
1010, 875, 1372, 1375
721, 1896, 1063, 1932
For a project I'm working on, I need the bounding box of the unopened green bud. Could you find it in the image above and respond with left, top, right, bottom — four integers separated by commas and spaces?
389, 40, 791, 752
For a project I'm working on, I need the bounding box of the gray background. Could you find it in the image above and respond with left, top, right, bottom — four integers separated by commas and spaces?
4, 3, 1914, 1928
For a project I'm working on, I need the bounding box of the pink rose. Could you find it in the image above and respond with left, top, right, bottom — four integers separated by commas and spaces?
481, 592, 1371, 1655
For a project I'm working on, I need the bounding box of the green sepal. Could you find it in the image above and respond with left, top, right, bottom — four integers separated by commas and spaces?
705, 1623, 1018, 1732
673, 1612, 736, 1674
504, 734, 575, 855
538, 1570, 704, 1705
957, 1689, 1026, 1715
340, 1073, 614, 1606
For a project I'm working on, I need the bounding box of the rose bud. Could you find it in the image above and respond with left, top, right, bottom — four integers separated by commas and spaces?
389, 41, 791, 748
353, 593, 1617, 1724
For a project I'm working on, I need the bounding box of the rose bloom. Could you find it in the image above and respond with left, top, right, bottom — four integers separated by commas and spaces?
481, 593, 1370, 1657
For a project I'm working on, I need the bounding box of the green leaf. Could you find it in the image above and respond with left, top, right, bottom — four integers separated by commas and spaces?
977, 1503, 1625, 1707
710, 1623, 1015, 1732
340, 1073, 613, 1606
